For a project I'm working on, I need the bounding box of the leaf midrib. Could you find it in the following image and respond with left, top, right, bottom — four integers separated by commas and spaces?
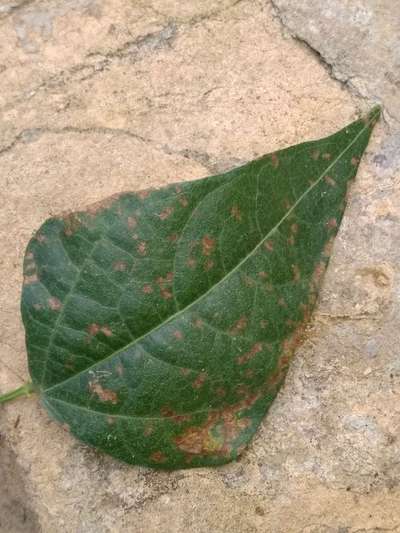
43, 115, 374, 396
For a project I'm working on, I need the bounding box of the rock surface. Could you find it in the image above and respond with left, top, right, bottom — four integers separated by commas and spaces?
0, 0, 399, 531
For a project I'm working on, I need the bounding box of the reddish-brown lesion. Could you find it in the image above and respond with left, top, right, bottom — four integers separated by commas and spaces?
292, 264, 301, 282
88, 380, 118, 404
229, 316, 248, 335
137, 241, 147, 255
150, 451, 167, 463
202, 235, 216, 256
48, 297, 62, 311
237, 342, 263, 365
265, 324, 306, 392
112, 260, 128, 272
158, 206, 174, 220
324, 175, 336, 187
326, 218, 338, 229
160, 406, 192, 423
204, 259, 214, 271
23, 273, 39, 285
174, 396, 257, 457
192, 371, 207, 389
230, 205, 242, 221
270, 153, 279, 168
87, 323, 113, 338
173, 330, 183, 340
62, 213, 83, 236
156, 273, 173, 300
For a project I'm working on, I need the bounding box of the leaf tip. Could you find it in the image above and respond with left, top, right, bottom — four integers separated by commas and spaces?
364, 104, 382, 127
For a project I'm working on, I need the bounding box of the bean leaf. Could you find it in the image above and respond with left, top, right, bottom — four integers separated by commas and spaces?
21, 108, 380, 469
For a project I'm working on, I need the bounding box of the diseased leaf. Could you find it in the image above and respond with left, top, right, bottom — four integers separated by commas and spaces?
21, 108, 380, 469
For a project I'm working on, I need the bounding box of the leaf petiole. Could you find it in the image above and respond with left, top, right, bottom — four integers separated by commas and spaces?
0, 382, 35, 405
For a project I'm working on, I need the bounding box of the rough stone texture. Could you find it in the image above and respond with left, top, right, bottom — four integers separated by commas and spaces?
0, 0, 399, 532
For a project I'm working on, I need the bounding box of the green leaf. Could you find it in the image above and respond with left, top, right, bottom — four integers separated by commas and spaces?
21, 108, 380, 469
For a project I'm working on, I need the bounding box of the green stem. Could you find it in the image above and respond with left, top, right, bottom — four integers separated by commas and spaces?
0, 382, 35, 405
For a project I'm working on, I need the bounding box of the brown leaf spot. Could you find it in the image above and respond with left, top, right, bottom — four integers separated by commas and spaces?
322, 153, 332, 160
24, 274, 39, 285
323, 236, 335, 257
258, 271, 268, 279
179, 196, 189, 207
216, 387, 226, 397
116, 363, 124, 376
158, 206, 174, 220
311, 149, 320, 160
143, 284, 153, 294
35, 234, 46, 243
173, 330, 183, 340
292, 264, 301, 282
229, 316, 248, 335
161, 288, 173, 300
260, 319, 268, 329
264, 240, 274, 252
88, 381, 118, 404
88, 324, 99, 336
144, 425, 154, 436
231, 205, 242, 221
87, 323, 112, 337
168, 233, 178, 242
324, 175, 336, 187
84, 192, 124, 216
156, 274, 173, 300
204, 259, 214, 271
278, 297, 287, 308
113, 260, 127, 272
271, 153, 279, 168
186, 257, 196, 269
290, 223, 299, 234
287, 235, 295, 246
127, 216, 137, 228
193, 318, 204, 329
243, 275, 255, 287
62, 213, 82, 236
48, 297, 62, 311
245, 368, 254, 379
150, 451, 167, 463
160, 406, 192, 423
311, 261, 326, 290
351, 156, 360, 166
300, 303, 312, 322
33, 303, 43, 310
174, 397, 256, 457
137, 189, 151, 200
180, 367, 191, 376
202, 235, 216, 256
192, 372, 207, 389
137, 241, 147, 255
237, 342, 263, 365
283, 198, 291, 210
101, 326, 112, 337
326, 218, 338, 229
107, 416, 116, 425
